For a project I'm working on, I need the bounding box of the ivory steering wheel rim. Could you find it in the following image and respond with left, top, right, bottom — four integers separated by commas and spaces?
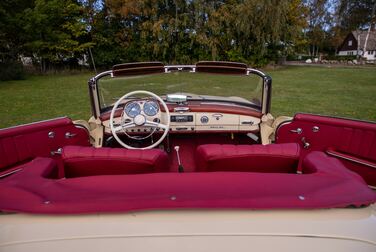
109, 90, 170, 149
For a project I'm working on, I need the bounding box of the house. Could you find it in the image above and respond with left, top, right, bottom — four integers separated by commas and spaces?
337, 30, 376, 60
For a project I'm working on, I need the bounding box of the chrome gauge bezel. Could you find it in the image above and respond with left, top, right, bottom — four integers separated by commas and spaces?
124, 102, 141, 118
143, 100, 159, 116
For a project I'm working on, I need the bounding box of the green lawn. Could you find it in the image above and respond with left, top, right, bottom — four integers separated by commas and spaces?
0, 66, 375, 128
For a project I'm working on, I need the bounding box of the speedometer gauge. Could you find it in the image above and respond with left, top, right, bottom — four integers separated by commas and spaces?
143, 101, 159, 116
124, 102, 141, 118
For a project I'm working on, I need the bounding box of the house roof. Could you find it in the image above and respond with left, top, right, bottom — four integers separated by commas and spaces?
352, 30, 376, 51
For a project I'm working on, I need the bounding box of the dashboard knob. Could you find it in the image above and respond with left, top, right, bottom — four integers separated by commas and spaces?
200, 116, 209, 124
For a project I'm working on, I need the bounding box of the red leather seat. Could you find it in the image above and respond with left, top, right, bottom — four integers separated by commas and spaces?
196, 143, 300, 173
62, 146, 169, 177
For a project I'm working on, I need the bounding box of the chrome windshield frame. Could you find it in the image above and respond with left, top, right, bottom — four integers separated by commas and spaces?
89, 64, 272, 119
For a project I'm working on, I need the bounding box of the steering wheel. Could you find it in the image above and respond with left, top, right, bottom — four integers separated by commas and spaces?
109, 90, 170, 149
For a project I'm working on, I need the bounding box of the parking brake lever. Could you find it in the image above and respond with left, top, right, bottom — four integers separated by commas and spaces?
174, 146, 184, 173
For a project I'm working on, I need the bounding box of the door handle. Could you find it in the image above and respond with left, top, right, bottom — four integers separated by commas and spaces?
50, 148, 62, 156
290, 128, 303, 134
65, 132, 77, 138
301, 137, 310, 149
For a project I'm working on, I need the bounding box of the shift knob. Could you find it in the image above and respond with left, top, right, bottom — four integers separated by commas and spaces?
174, 145, 184, 173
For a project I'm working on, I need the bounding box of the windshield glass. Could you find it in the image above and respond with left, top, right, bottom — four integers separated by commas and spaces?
97, 71, 264, 112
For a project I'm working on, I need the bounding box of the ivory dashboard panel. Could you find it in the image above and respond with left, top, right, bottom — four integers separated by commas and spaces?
103, 112, 260, 134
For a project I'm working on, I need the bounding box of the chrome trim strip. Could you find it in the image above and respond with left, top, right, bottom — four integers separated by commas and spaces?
326, 150, 376, 169
274, 120, 293, 142
0, 117, 68, 131
200, 102, 259, 110
93, 70, 112, 81
165, 65, 195, 69
74, 124, 90, 136
94, 64, 270, 118
293, 112, 376, 125
0, 168, 22, 178
247, 68, 267, 77
90, 71, 112, 117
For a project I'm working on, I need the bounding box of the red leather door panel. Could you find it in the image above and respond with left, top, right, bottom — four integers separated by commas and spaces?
276, 113, 376, 186
0, 117, 90, 174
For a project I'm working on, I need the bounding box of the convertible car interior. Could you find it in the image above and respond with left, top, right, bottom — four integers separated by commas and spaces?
0, 61, 375, 214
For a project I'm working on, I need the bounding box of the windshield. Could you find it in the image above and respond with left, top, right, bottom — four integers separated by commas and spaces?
97, 70, 264, 112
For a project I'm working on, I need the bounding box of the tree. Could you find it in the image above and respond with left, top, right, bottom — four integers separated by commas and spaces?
336, 0, 376, 32
328, 0, 376, 53
303, 0, 331, 57
0, 0, 34, 79
23, 0, 93, 72
1, 0, 314, 76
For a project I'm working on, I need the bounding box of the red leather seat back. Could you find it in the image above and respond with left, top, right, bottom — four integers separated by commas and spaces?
62, 146, 169, 177
196, 143, 300, 173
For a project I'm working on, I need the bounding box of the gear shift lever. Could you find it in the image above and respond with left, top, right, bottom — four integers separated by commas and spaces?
174, 146, 184, 173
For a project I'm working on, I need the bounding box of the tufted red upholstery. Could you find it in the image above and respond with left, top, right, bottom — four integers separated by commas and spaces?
62, 146, 169, 177
196, 143, 300, 173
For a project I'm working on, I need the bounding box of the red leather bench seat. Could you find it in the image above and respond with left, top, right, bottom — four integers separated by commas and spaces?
1, 150, 375, 214
62, 146, 169, 177
196, 143, 300, 173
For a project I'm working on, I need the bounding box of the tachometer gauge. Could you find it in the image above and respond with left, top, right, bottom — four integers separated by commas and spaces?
124, 102, 141, 118
143, 101, 159, 116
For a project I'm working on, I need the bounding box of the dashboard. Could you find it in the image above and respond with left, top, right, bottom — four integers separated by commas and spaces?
101, 100, 261, 135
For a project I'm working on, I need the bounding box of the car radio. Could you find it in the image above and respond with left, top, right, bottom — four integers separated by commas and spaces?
171, 115, 194, 122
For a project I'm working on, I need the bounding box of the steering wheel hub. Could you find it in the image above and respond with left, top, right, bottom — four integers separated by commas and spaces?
134, 114, 146, 126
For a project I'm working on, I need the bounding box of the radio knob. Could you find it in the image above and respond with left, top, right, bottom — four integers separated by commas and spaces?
200, 116, 209, 124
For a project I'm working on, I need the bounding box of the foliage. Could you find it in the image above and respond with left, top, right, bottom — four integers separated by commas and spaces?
0, 0, 34, 78
322, 55, 357, 61
336, 0, 375, 31
100, 0, 307, 66
329, 0, 376, 53
0, 0, 375, 77
22, 0, 94, 72
0, 62, 25, 81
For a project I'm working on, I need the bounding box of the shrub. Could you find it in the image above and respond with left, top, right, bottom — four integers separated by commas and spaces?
0, 61, 25, 81
323, 55, 357, 61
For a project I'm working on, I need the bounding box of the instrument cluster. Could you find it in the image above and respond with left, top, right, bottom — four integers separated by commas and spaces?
124, 100, 159, 118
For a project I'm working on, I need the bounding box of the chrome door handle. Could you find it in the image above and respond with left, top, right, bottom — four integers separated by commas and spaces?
290, 128, 303, 134
65, 132, 77, 138
51, 148, 62, 156
301, 137, 310, 149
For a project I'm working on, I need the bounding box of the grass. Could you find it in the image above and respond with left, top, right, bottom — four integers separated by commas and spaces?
0, 66, 375, 128
270, 66, 376, 121
0, 73, 93, 128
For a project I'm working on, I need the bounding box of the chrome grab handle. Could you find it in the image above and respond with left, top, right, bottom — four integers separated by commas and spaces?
65, 132, 77, 138
301, 137, 310, 149
290, 128, 303, 134
50, 148, 62, 156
